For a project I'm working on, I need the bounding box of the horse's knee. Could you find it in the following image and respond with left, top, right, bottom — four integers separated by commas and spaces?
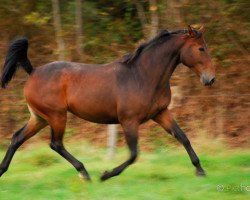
50, 141, 63, 152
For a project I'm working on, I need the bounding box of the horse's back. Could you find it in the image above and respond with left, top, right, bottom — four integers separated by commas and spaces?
33, 61, 101, 77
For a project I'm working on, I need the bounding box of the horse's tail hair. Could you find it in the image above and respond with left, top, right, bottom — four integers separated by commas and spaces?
1, 38, 34, 88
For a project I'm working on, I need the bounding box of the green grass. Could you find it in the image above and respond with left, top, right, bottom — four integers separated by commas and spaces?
0, 141, 249, 200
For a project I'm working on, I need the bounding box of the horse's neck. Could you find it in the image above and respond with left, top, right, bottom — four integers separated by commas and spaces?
135, 36, 184, 89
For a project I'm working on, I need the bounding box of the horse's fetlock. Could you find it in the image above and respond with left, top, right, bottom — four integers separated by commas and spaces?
129, 152, 137, 164
75, 163, 84, 171
0, 165, 8, 175
192, 158, 200, 166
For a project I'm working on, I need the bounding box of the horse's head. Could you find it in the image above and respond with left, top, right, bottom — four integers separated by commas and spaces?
180, 25, 215, 86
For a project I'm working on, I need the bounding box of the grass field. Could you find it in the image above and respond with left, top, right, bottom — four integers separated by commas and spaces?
0, 139, 249, 200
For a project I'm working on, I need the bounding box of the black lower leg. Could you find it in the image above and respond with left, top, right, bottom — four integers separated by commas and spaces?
171, 122, 205, 176
0, 125, 26, 177
100, 130, 138, 181
101, 150, 137, 181
50, 139, 91, 180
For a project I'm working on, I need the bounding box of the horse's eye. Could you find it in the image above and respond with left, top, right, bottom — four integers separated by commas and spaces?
199, 47, 205, 52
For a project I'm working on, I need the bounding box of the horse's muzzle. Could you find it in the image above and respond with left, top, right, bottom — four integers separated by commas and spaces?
201, 74, 215, 86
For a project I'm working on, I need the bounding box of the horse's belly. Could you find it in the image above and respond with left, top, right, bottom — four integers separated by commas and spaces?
68, 101, 118, 124
66, 76, 118, 123
70, 110, 118, 124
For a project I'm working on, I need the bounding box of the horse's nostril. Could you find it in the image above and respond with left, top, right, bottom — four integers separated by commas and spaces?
210, 77, 215, 85
202, 76, 215, 86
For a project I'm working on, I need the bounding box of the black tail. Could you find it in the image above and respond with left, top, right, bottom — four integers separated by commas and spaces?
1, 38, 33, 88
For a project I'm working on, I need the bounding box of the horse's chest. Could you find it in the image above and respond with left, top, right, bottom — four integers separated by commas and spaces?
117, 86, 171, 122
135, 93, 170, 122
149, 95, 170, 115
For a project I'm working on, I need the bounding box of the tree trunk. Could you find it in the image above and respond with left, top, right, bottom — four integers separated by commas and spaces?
107, 124, 118, 160
75, 0, 83, 55
165, 0, 183, 27
164, 0, 185, 110
149, 0, 159, 38
133, 0, 147, 26
52, 0, 65, 60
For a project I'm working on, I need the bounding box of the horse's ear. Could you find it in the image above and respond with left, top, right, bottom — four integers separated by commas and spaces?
188, 25, 196, 37
199, 25, 205, 34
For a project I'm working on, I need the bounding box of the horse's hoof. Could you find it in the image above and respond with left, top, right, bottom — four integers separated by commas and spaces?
79, 173, 91, 181
100, 170, 110, 181
196, 170, 206, 177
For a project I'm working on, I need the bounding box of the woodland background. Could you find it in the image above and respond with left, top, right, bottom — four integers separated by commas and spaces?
0, 0, 249, 149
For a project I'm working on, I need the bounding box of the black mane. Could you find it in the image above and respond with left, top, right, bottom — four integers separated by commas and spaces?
120, 28, 200, 65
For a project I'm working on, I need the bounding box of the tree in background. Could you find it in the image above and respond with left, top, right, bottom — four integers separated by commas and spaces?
163, 0, 183, 27
52, 0, 65, 60
75, 0, 83, 55
149, 0, 159, 38
133, 0, 147, 26
133, 0, 147, 36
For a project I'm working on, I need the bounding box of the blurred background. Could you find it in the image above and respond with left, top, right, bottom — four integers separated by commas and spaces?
0, 1, 249, 199
0, 0, 249, 148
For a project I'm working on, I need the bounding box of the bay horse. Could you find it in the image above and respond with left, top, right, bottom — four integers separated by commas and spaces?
0, 26, 215, 181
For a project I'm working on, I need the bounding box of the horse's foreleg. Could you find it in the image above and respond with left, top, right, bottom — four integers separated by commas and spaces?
49, 116, 91, 181
100, 121, 138, 181
0, 118, 47, 177
153, 109, 205, 176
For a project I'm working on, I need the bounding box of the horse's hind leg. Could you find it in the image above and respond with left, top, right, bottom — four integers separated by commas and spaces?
100, 121, 139, 181
48, 115, 91, 181
153, 109, 205, 176
0, 116, 47, 177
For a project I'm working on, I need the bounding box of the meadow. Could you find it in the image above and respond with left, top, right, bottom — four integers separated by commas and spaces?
0, 138, 249, 200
